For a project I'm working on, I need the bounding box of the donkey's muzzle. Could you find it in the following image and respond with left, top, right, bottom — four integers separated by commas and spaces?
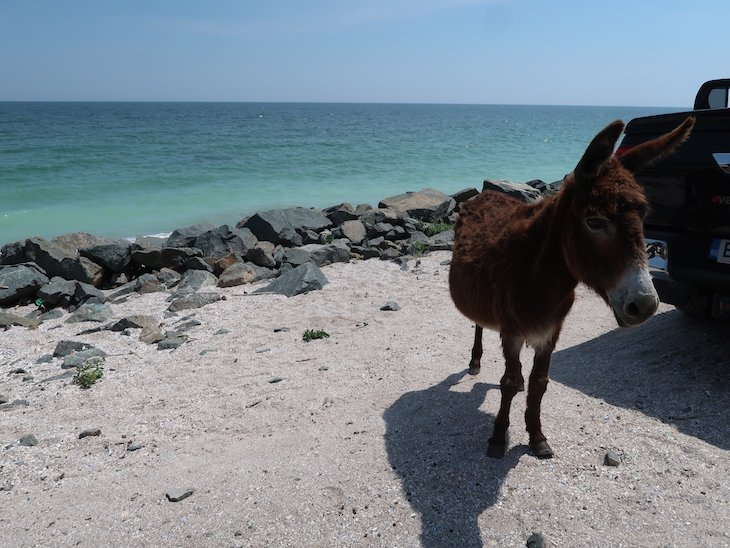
614, 292, 659, 327
608, 265, 660, 327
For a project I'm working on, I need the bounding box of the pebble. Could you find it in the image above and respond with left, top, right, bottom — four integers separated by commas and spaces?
213, 328, 231, 335
604, 450, 621, 466
19, 434, 38, 447
380, 301, 401, 311
269, 377, 284, 384
166, 487, 194, 502
127, 441, 144, 452
36, 354, 54, 364
79, 428, 102, 439
274, 327, 290, 333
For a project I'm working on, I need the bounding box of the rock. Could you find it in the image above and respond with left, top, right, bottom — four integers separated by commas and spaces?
131, 247, 202, 271
140, 325, 165, 344
450, 187, 480, 204
37, 277, 77, 308
167, 292, 222, 312
359, 208, 403, 232
380, 301, 401, 311
0, 311, 41, 329
385, 226, 409, 241
274, 327, 290, 333
177, 270, 218, 293
51, 232, 108, 252
604, 450, 621, 466
246, 244, 277, 268
350, 246, 381, 260
193, 225, 258, 259
158, 334, 188, 350
166, 487, 194, 502
80, 240, 133, 272
127, 441, 144, 451
137, 277, 164, 295
62, 347, 107, 369
134, 235, 165, 248
378, 188, 452, 221
165, 223, 217, 248
482, 179, 542, 202
277, 227, 303, 247
65, 303, 113, 324
184, 256, 214, 272
323, 203, 358, 226
39, 309, 64, 321
338, 220, 367, 245
217, 263, 257, 287
54, 340, 94, 357
36, 354, 54, 364
108, 315, 158, 332
156, 267, 182, 288
427, 229, 455, 251
1, 237, 104, 285
252, 262, 328, 298
526, 178, 563, 197
213, 252, 243, 275
0, 263, 50, 306
19, 434, 38, 447
75, 281, 106, 305
0, 399, 30, 411
78, 428, 101, 439
0, 395, 8, 404
282, 247, 312, 267
239, 207, 332, 245
173, 318, 202, 333
300, 241, 351, 267
379, 247, 402, 260
355, 203, 372, 215
526, 531, 545, 548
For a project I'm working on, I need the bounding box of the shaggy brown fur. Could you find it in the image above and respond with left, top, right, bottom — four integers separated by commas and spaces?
449, 117, 694, 459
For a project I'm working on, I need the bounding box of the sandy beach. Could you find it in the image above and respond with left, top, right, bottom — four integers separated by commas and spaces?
1, 251, 729, 547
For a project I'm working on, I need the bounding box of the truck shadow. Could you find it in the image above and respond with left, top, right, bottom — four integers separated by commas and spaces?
383, 371, 523, 548
551, 308, 730, 451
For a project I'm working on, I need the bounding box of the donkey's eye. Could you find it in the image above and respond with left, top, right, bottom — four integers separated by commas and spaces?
585, 217, 609, 231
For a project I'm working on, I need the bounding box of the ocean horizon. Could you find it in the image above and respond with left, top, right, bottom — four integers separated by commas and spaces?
0, 101, 683, 245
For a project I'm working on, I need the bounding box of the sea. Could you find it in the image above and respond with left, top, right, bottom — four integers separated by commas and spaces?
0, 102, 683, 245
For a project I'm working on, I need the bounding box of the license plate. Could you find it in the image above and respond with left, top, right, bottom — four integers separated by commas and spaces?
709, 239, 730, 264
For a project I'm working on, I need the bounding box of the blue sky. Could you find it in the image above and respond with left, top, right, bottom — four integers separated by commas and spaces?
1, 0, 727, 106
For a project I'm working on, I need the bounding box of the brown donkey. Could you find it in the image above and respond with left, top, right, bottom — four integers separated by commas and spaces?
449, 117, 694, 459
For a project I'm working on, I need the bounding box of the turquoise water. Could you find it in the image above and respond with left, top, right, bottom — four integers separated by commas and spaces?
0, 102, 680, 244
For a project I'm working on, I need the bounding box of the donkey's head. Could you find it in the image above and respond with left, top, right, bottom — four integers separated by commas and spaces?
562, 117, 694, 327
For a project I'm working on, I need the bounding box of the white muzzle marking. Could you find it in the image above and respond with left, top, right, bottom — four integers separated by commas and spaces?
607, 264, 659, 327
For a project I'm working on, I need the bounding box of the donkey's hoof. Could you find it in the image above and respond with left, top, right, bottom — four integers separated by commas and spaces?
530, 440, 554, 459
487, 442, 507, 459
468, 365, 481, 375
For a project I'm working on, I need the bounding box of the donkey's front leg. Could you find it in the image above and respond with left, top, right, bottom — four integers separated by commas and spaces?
525, 338, 557, 459
488, 334, 525, 458
468, 325, 483, 374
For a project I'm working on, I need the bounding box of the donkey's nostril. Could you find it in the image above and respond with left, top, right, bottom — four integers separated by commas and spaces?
625, 302, 640, 317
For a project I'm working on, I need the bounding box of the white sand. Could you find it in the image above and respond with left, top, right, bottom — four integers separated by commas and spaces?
1, 251, 729, 547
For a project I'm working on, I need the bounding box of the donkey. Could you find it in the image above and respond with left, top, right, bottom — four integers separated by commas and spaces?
448, 117, 694, 459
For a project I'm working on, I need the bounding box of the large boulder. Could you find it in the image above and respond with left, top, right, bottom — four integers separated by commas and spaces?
37, 277, 77, 308
192, 225, 258, 259
1, 238, 104, 286
338, 220, 367, 244
131, 247, 202, 271
482, 179, 542, 203
323, 203, 358, 226
300, 241, 351, 267
80, 240, 133, 273
239, 208, 332, 245
252, 262, 328, 297
0, 263, 49, 306
165, 224, 217, 248
378, 188, 452, 221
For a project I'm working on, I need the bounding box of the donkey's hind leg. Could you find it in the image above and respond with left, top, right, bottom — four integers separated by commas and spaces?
487, 334, 525, 458
525, 338, 557, 459
468, 325, 483, 374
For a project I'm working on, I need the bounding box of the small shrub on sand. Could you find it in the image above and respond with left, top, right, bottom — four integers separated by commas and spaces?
303, 329, 330, 342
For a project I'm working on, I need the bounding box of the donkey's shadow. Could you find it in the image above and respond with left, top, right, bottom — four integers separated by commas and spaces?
383, 371, 523, 548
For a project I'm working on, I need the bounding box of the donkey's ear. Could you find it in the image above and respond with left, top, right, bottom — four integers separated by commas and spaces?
618, 116, 695, 174
574, 120, 625, 189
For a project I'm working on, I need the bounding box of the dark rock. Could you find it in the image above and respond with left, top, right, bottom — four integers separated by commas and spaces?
65, 303, 113, 324
0, 263, 50, 306
380, 301, 401, 311
380, 247, 402, 260
217, 263, 257, 287
36, 354, 54, 364
427, 230, 455, 251
19, 434, 38, 447
1, 238, 104, 285
368, 236, 386, 248
80, 240, 133, 272
240, 207, 332, 245
378, 188, 452, 221
0, 399, 30, 411
384, 226, 409, 241
37, 277, 76, 308
157, 267, 182, 288
277, 227, 303, 247
140, 325, 165, 344
193, 225, 258, 259
282, 247, 312, 267
39, 309, 64, 321
274, 327, 290, 333
183, 256, 214, 272
246, 244, 277, 268
482, 179, 542, 202
166, 487, 194, 502
252, 262, 328, 297
0, 395, 8, 404
213, 252, 244, 275
350, 246, 381, 260
158, 334, 189, 350
133, 235, 165, 249
131, 247, 202, 271
165, 223, 217, 248
604, 450, 621, 466
137, 277, 164, 294
174, 318, 202, 333
108, 315, 158, 332
127, 441, 144, 451
53, 340, 94, 357
301, 229, 320, 244
51, 232, 108, 252
62, 348, 107, 369
526, 178, 563, 197
450, 187, 479, 203
355, 203, 373, 215
74, 281, 106, 305
0, 311, 41, 329
300, 241, 351, 267
167, 292, 222, 312
78, 428, 102, 439
432, 198, 457, 223
177, 270, 218, 293
359, 208, 403, 232
323, 203, 358, 226
269, 377, 284, 384
526, 531, 545, 548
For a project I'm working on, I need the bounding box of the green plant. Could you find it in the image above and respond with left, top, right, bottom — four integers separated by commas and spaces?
414, 221, 453, 237
412, 241, 431, 256
74, 359, 104, 389
302, 329, 330, 342
323, 233, 334, 244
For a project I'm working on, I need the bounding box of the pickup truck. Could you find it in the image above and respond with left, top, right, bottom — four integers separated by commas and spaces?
617, 79, 730, 319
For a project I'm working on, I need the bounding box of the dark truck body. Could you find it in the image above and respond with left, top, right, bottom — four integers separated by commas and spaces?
618, 80, 730, 319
